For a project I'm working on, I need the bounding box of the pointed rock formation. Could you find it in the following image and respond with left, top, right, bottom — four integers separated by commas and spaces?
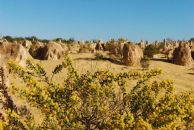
122, 43, 143, 66
172, 44, 193, 66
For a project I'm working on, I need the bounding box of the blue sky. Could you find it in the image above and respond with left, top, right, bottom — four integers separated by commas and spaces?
0, 0, 194, 42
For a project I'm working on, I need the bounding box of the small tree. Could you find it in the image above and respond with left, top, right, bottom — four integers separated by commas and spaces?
144, 44, 160, 58
3, 35, 14, 42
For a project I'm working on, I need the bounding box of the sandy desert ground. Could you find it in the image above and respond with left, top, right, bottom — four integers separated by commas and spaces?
33, 53, 194, 92
6, 52, 194, 125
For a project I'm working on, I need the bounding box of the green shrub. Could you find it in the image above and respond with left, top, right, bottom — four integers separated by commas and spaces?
3, 35, 15, 42
144, 44, 160, 58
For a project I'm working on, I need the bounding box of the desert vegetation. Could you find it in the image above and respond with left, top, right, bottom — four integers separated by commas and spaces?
0, 36, 194, 129
0, 55, 193, 129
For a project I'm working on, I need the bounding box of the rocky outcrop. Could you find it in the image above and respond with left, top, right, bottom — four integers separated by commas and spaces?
68, 43, 80, 53
78, 44, 95, 53
95, 43, 103, 51
0, 40, 30, 66
22, 40, 32, 49
172, 44, 193, 66
29, 42, 45, 60
58, 43, 68, 52
29, 42, 64, 60
138, 40, 146, 50
42, 42, 64, 60
122, 43, 143, 66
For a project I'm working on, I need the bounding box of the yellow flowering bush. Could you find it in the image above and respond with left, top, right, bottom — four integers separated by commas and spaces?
0, 54, 193, 130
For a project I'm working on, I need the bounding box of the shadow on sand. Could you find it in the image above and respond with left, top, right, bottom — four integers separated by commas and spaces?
151, 58, 170, 63
187, 73, 194, 75
75, 57, 123, 65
